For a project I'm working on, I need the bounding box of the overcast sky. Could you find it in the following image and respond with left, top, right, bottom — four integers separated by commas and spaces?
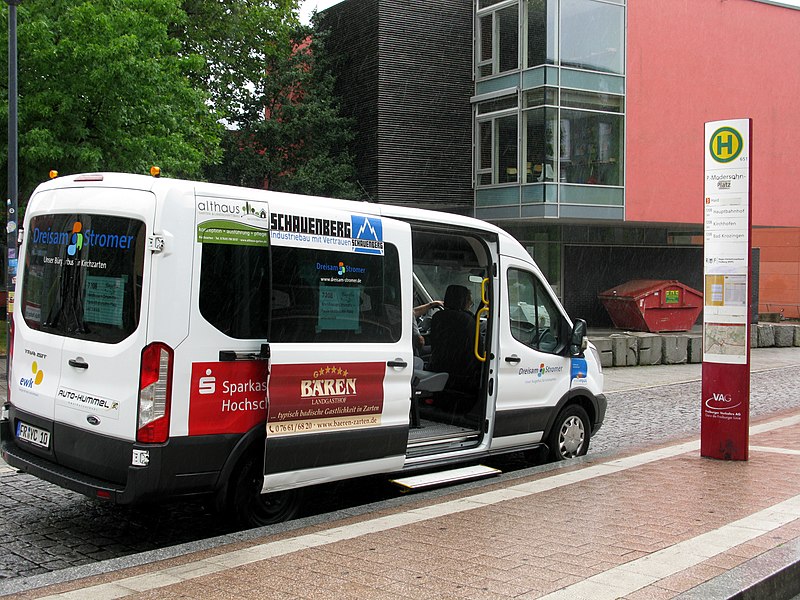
299, 0, 344, 24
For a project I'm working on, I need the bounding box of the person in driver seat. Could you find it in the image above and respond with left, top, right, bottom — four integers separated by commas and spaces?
428, 284, 481, 392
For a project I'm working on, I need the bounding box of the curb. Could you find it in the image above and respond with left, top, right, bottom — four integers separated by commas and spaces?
676, 537, 800, 600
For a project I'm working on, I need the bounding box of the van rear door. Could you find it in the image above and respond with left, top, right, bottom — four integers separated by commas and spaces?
14, 187, 154, 460
265, 209, 413, 489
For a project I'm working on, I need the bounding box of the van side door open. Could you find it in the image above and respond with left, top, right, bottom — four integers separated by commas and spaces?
264, 210, 414, 490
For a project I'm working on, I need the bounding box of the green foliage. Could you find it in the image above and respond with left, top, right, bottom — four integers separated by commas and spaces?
207, 25, 363, 200
0, 0, 223, 204
177, 0, 300, 125
0, 0, 359, 207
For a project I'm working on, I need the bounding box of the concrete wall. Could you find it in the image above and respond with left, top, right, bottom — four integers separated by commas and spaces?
589, 323, 800, 368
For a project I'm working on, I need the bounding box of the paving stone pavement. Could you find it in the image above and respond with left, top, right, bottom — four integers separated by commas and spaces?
0, 347, 799, 597
4, 411, 800, 599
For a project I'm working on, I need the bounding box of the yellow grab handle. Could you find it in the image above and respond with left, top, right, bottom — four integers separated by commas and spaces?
474, 306, 488, 362
474, 278, 490, 362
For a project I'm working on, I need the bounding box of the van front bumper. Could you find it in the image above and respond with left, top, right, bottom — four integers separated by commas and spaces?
593, 393, 607, 434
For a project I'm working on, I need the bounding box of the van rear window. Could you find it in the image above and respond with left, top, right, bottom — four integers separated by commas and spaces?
21, 214, 146, 343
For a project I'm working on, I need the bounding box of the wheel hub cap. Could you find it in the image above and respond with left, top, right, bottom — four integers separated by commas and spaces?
560, 416, 585, 457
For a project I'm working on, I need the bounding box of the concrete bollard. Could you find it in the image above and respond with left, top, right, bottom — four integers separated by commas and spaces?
773, 324, 796, 347
757, 323, 775, 348
751, 324, 758, 348
795, 326, 800, 347
685, 334, 703, 363
590, 337, 614, 368
610, 334, 637, 366
662, 334, 688, 364
630, 333, 663, 366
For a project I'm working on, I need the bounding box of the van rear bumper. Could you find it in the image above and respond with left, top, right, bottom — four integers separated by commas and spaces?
1, 408, 242, 504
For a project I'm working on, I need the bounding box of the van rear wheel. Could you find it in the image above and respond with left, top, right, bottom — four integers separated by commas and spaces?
230, 454, 303, 528
548, 405, 590, 461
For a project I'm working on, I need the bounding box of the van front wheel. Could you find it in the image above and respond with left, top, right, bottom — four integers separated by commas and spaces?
548, 405, 590, 461
229, 454, 303, 528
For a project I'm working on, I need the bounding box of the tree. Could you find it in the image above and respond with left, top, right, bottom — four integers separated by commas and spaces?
0, 0, 222, 205
177, 0, 299, 126
206, 25, 363, 200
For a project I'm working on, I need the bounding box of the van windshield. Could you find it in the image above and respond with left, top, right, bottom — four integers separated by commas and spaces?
21, 214, 146, 343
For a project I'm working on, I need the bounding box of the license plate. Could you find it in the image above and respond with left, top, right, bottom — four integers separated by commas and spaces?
16, 421, 51, 449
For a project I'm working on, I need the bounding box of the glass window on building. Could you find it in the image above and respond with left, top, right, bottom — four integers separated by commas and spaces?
523, 107, 558, 183
477, 2, 519, 78
525, 0, 557, 68
477, 113, 519, 186
559, 110, 623, 186
561, 0, 624, 74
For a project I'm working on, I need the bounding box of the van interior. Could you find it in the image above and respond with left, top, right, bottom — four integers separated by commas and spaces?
407, 227, 495, 458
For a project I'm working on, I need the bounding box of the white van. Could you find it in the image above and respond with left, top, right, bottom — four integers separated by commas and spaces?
1, 173, 605, 526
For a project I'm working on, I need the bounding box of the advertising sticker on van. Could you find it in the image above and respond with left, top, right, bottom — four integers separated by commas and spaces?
270, 210, 384, 256
189, 360, 268, 435
267, 362, 385, 437
56, 387, 120, 419
196, 199, 270, 247
188, 361, 269, 435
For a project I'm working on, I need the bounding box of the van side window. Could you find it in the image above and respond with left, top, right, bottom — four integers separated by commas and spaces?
199, 243, 270, 339
270, 244, 402, 343
507, 269, 563, 354
21, 214, 145, 343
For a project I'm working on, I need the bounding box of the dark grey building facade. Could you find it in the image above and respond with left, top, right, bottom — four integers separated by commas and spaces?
321, 0, 474, 213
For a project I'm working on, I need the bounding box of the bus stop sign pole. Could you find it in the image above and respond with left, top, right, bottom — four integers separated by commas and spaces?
701, 118, 752, 461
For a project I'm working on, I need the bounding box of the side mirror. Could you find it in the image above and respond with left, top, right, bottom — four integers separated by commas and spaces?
569, 319, 588, 357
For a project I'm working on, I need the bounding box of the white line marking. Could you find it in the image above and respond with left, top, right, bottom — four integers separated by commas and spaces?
34, 414, 800, 600
751, 446, 800, 456
539, 494, 800, 600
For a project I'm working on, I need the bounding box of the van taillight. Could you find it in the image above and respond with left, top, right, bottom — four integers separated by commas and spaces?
137, 343, 173, 443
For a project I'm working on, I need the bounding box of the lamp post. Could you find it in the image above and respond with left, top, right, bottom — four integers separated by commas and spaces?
6, 0, 20, 377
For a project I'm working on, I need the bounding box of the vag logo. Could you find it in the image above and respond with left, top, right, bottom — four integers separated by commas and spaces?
20, 362, 44, 388
705, 392, 741, 411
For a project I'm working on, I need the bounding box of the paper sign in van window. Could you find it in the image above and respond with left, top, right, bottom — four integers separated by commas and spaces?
318, 285, 361, 332
83, 275, 126, 326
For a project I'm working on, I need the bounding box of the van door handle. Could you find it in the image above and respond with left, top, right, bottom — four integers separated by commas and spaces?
68, 358, 89, 369
387, 359, 408, 368
505, 355, 521, 365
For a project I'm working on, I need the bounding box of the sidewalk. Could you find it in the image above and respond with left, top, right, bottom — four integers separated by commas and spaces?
5, 419, 800, 598
3, 348, 800, 599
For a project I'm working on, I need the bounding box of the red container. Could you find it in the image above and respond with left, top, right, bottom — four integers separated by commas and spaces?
598, 279, 703, 332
